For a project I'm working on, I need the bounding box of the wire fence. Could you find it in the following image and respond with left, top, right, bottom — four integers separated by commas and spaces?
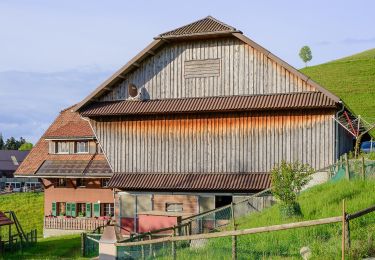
119, 189, 274, 245
330, 155, 375, 181
114, 203, 375, 260
82, 233, 101, 257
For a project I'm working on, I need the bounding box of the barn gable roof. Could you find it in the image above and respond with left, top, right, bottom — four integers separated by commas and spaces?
156, 16, 241, 39
75, 16, 340, 112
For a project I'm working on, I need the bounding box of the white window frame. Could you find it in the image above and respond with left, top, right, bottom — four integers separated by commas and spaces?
55, 142, 70, 154
104, 203, 114, 217
75, 141, 89, 154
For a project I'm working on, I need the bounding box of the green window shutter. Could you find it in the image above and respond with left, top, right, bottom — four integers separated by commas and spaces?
86, 203, 92, 218
93, 203, 100, 217
66, 203, 71, 217
71, 203, 76, 217
52, 202, 56, 216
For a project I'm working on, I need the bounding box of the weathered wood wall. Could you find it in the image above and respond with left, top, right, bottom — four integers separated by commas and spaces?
90, 110, 336, 173
99, 37, 316, 101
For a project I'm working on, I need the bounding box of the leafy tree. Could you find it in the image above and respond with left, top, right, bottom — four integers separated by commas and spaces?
0, 133, 4, 150
271, 160, 314, 218
19, 142, 33, 151
4, 136, 27, 150
299, 46, 312, 67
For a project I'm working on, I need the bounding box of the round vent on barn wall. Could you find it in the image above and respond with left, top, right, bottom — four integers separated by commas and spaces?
128, 83, 138, 98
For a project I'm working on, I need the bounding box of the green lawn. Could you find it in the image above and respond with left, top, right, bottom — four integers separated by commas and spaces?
0, 192, 44, 238
171, 180, 375, 259
301, 48, 375, 132
0, 234, 85, 260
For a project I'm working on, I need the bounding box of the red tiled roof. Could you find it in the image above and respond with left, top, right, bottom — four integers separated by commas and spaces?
108, 173, 271, 192
80, 92, 337, 117
15, 106, 110, 176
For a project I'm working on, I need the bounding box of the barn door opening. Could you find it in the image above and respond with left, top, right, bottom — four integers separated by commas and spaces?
215, 195, 232, 208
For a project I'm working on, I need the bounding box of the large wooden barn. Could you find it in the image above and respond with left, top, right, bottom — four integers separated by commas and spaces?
76, 16, 353, 233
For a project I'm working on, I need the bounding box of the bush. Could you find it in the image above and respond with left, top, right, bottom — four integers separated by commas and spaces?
271, 161, 314, 218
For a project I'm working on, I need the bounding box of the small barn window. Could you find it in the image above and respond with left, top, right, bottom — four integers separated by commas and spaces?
184, 59, 221, 78
166, 203, 183, 212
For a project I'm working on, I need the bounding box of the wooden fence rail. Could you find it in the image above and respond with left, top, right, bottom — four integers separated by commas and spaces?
115, 216, 342, 247
114, 202, 375, 260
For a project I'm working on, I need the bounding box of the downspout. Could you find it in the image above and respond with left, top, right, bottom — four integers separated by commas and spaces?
335, 101, 345, 161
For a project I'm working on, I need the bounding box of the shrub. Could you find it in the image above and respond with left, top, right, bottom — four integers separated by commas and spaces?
271, 161, 314, 218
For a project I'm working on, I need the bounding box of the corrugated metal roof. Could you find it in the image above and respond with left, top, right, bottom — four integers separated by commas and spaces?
80, 92, 337, 117
157, 16, 240, 39
108, 173, 271, 192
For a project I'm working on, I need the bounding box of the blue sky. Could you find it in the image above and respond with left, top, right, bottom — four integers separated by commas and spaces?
0, 0, 374, 143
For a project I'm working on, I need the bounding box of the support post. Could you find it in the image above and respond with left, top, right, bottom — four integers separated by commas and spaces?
231, 202, 237, 260
342, 200, 345, 260
81, 232, 86, 257
361, 156, 365, 180
141, 245, 145, 260
344, 154, 350, 180
148, 233, 153, 257
172, 226, 176, 260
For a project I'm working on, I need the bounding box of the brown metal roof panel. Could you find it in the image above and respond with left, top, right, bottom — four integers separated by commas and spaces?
80, 92, 337, 117
108, 173, 271, 192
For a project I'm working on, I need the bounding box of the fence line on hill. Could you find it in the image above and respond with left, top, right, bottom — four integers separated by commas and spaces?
114, 201, 375, 260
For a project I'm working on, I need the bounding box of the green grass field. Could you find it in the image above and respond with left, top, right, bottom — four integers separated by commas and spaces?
0, 234, 84, 260
301, 48, 375, 128
172, 180, 375, 259
0, 192, 44, 238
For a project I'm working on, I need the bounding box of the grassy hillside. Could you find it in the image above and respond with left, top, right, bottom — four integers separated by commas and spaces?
0, 234, 84, 260
0, 192, 44, 238
301, 48, 375, 127
175, 180, 375, 259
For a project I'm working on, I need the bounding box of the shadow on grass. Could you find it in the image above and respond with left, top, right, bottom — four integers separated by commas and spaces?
1, 235, 85, 260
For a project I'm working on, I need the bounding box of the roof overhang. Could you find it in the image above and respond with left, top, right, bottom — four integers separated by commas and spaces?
108, 172, 271, 193
80, 92, 337, 118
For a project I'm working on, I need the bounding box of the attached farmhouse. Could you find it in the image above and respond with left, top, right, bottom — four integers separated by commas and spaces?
15, 106, 113, 237
74, 16, 354, 234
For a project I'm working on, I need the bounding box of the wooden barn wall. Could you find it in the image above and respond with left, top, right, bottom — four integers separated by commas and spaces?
90, 110, 335, 173
99, 37, 316, 101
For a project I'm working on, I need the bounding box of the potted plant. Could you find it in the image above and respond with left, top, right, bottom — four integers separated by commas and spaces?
58, 212, 65, 219
77, 212, 85, 218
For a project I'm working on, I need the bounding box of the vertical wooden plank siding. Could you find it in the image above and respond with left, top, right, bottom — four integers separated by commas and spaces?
99, 38, 317, 102
91, 110, 335, 174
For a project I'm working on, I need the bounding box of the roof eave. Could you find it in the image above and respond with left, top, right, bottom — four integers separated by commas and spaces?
74, 39, 165, 112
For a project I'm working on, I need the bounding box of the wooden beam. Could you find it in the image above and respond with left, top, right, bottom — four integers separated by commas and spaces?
116, 216, 342, 247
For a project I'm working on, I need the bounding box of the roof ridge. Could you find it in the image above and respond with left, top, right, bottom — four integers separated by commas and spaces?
156, 15, 241, 39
